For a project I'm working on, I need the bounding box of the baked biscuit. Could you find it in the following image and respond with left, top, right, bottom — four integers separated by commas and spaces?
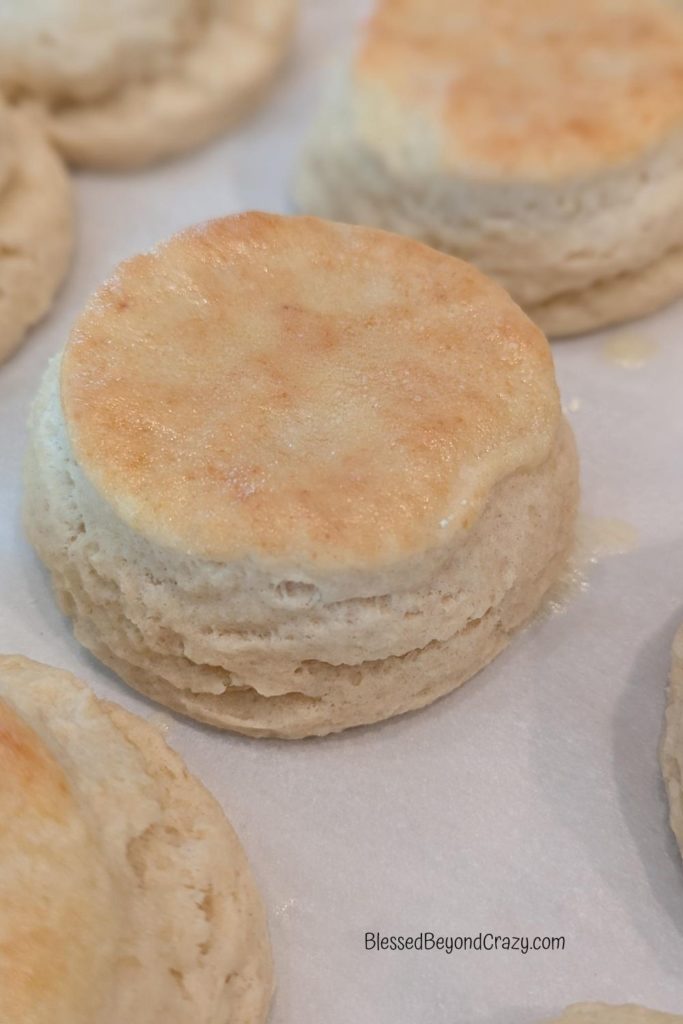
294, 0, 683, 336
25, 212, 579, 738
0, 0, 296, 168
0, 102, 72, 364
0, 654, 272, 1024
661, 622, 683, 864
547, 1008, 683, 1024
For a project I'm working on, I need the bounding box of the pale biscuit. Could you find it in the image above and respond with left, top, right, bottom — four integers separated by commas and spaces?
294, 0, 683, 336
0, 654, 272, 1024
548, 1007, 683, 1024
25, 212, 579, 738
661, 622, 683, 864
0, 104, 73, 364
0, 0, 296, 168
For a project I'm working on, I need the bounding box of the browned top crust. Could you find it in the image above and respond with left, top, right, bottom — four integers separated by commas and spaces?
62, 212, 559, 567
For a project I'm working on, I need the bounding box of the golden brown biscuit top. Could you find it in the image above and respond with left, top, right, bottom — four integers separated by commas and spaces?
355, 0, 683, 179
61, 212, 559, 569
0, 696, 114, 1024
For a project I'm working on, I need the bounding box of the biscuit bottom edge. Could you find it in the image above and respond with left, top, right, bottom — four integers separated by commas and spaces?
67, 534, 572, 739
524, 241, 683, 337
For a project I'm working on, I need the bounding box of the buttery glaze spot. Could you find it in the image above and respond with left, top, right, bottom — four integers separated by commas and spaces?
61, 213, 559, 567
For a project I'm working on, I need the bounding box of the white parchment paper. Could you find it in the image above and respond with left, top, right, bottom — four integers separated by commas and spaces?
1, 3, 683, 1021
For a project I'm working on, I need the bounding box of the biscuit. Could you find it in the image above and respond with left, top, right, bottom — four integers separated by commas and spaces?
0, 0, 296, 168
661, 622, 683, 864
548, 1007, 683, 1024
0, 654, 272, 1024
25, 212, 579, 738
294, 0, 683, 336
0, 103, 73, 364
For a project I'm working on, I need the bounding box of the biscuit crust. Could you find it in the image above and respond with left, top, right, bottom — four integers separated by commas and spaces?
0, 694, 115, 1024
61, 212, 559, 568
0, 108, 72, 363
356, 0, 683, 180
0, 0, 296, 168
0, 655, 273, 1022
295, 0, 683, 334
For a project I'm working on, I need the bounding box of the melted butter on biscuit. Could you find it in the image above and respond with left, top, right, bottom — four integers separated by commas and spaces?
61, 212, 559, 569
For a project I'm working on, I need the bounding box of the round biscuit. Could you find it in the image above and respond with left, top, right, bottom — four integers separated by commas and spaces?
294, 0, 683, 335
25, 213, 579, 737
0, 654, 273, 1023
